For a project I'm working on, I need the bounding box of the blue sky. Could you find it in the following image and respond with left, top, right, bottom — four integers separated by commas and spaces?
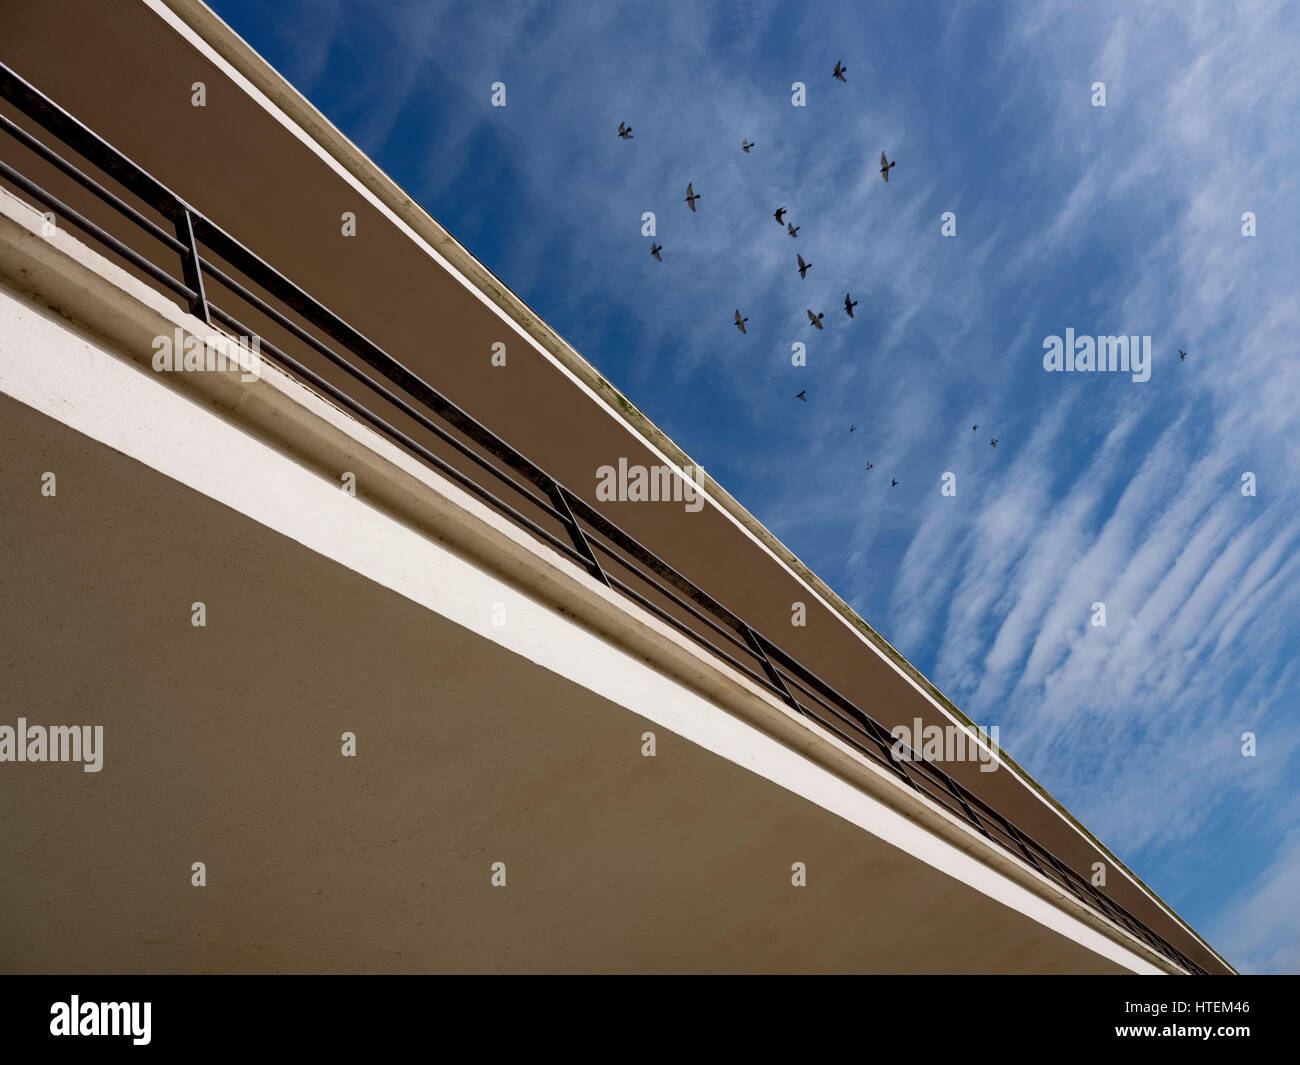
208, 0, 1300, 972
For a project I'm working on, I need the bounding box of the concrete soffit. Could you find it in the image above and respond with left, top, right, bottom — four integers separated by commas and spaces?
0, 185, 1193, 975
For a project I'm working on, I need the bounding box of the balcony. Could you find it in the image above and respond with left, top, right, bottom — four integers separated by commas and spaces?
0, 0, 1231, 976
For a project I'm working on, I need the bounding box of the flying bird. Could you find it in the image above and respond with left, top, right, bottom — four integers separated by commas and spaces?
880, 151, 895, 182
650, 243, 662, 261
796, 390, 807, 402
617, 122, 633, 140
1179, 349, 1187, 361
865, 462, 873, 470
891, 478, 899, 487
734, 310, 748, 334
685, 182, 700, 211
774, 206, 788, 224
787, 222, 800, 238
990, 438, 998, 448
850, 424, 857, 432
807, 309, 824, 329
742, 139, 754, 153
844, 292, 858, 317
972, 424, 979, 432
797, 253, 812, 278
833, 60, 847, 82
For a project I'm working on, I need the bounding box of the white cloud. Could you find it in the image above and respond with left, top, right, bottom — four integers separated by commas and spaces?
1211, 827, 1300, 974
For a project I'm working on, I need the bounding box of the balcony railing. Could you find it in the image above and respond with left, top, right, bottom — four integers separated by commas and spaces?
0, 61, 1208, 975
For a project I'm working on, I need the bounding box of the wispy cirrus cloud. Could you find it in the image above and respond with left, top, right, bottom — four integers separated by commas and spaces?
865, 0, 1300, 967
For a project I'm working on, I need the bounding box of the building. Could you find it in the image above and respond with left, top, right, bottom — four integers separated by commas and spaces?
0, 0, 1233, 973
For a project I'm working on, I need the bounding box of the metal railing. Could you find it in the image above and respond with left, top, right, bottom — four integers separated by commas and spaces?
0, 62, 1208, 974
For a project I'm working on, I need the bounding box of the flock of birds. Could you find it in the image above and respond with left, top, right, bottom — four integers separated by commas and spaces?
619, 62, 1195, 491
618, 58, 1161, 489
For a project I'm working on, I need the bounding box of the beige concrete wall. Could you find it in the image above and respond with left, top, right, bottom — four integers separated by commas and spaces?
0, 324, 1128, 975
0, 189, 1165, 973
